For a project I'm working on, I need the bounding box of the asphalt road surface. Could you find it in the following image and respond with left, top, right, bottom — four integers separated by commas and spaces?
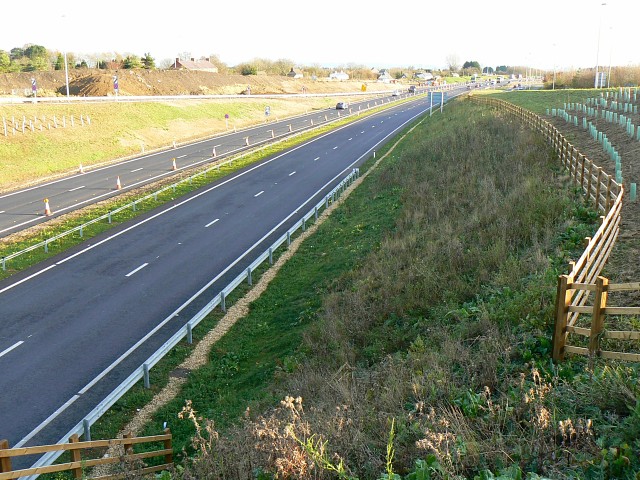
0, 87, 466, 467
0, 92, 420, 238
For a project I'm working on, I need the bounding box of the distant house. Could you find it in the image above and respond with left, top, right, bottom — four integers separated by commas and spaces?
414, 71, 434, 81
329, 70, 349, 81
172, 57, 218, 73
287, 68, 304, 78
377, 69, 393, 83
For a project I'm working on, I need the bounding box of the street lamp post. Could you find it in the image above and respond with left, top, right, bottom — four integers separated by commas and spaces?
63, 51, 70, 98
594, 2, 607, 88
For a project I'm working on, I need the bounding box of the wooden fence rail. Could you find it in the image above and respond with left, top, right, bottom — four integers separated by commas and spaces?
0, 429, 172, 479
470, 95, 638, 362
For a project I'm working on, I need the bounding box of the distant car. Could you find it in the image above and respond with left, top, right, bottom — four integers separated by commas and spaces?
408, 85, 417, 93
336, 102, 348, 110
391, 90, 400, 96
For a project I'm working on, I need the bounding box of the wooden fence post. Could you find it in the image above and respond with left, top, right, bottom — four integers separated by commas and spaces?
579, 153, 586, 192
69, 434, 82, 479
589, 276, 609, 356
595, 167, 602, 211
0, 439, 12, 473
163, 428, 173, 465
553, 274, 572, 362
123, 432, 133, 457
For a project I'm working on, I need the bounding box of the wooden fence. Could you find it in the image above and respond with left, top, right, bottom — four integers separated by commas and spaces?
0, 430, 172, 479
471, 96, 639, 362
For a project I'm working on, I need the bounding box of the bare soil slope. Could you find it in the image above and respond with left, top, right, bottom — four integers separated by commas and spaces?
0, 70, 394, 97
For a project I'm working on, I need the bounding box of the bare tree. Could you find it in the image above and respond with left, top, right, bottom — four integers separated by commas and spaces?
445, 53, 460, 72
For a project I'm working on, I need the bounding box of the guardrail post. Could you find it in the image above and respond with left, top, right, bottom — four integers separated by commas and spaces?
187, 323, 193, 344
79, 225, 83, 238
301, 218, 306, 231
589, 276, 609, 356
108, 212, 112, 224
44, 239, 48, 253
287, 231, 291, 246
2, 257, 5, 271
552, 274, 572, 362
220, 291, 226, 312
247, 267, 252, 286
143, 363, 150, 389
0, 439, 12, 473
83, 419, 91, 442
268, 247, 273, 265
314, 206, 318, 221
69, 434, 82, 479
325, 196, 329, 209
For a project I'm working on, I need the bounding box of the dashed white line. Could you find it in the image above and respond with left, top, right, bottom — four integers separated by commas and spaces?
205, 218, 220, 228
125, 262, 149, 277
289, 171, 296, 176
176, 154, 187, 158
333, 146, 338, 150
68, 186, 85, 192
348, 138, 353, 141
314, 157, 320, 161
131, 167, 143, 173
254, 191, 264, 197
0, 211, 5, 214
0, 341, 24, 359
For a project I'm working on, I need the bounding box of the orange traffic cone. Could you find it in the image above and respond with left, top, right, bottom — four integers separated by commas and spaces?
172, 158, 177, 170
116, 176, 122, 190
44, 198, 52, 216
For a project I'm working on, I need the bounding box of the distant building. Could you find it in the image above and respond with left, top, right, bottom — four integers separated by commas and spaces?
172, 57, 218, 73
329, 71, 349, 81
287, 68, 304, 78
377, 69, 393, 83
414, 71, 434, 81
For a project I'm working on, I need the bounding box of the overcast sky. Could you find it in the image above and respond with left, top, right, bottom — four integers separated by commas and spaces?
2, 0, 638, 71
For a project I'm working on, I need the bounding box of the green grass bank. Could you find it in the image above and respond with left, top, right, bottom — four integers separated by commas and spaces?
100, 98, 640, 479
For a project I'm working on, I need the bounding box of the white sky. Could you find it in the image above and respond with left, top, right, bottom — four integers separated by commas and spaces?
2, 0, 638, 71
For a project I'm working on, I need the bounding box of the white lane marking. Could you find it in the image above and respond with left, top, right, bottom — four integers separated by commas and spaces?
361, 131, 365, 134
289, 171, 296, 176
333, 146, 338, 150
131, 167, 143, 173
254, 191, 264, 197
176, 154, 187, 158
68, 186, 85, 192
0, 211, 5, 214
205, 218, 219, 228
14, 395, 80, 447
125, 262, 149, 277
0, 341, 24, 359
348, 137, 353, 141
0, 264, 57, 294
15, 105, 425, 447
313, 157, 320, 161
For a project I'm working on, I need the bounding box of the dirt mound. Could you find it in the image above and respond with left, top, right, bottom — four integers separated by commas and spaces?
0, 70, 394, 98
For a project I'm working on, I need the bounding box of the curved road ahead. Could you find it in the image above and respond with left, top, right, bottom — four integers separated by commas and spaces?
0, 87, 466, 463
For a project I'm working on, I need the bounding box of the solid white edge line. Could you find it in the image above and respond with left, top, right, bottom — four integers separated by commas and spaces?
14, 96, 441, 446
0, 340, 24, 358
125, 263, 149, 277
14, 395, 80, 447
0, 264, 57, 294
